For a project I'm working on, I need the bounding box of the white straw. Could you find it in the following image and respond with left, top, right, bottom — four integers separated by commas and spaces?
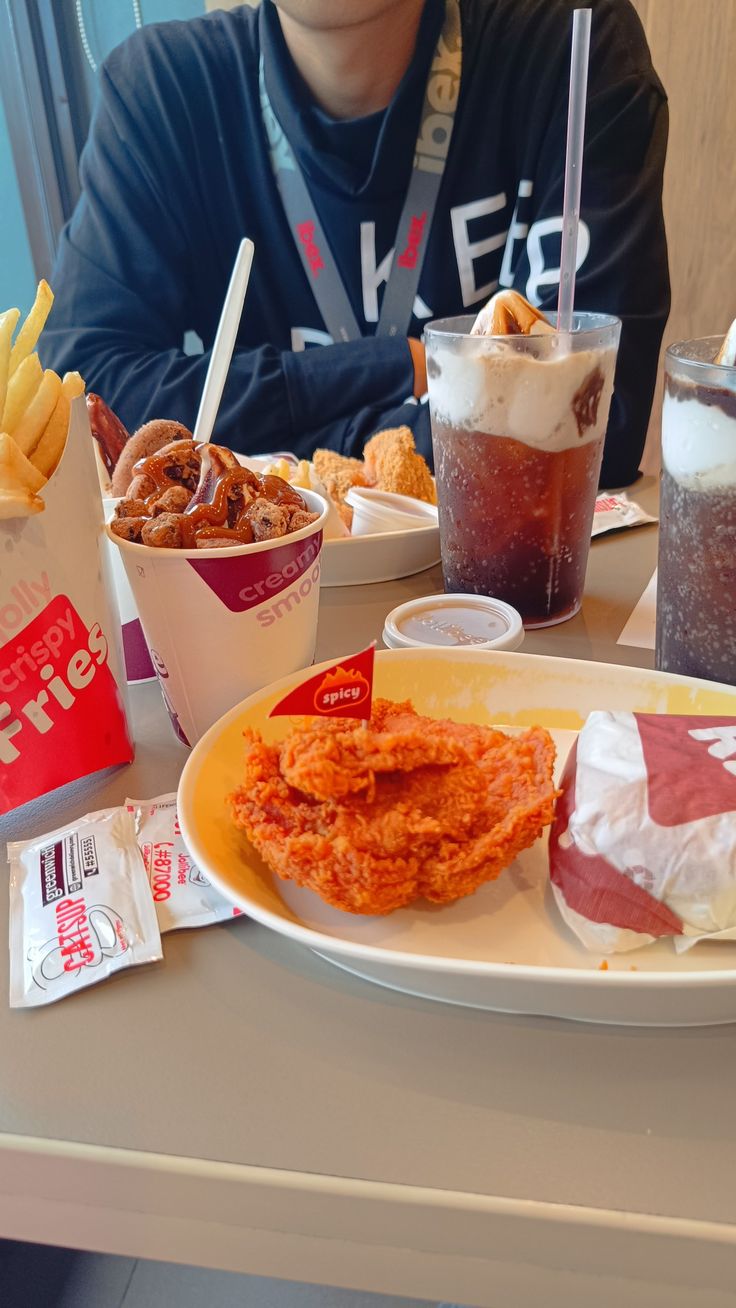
556, 9, 592, 333
193, 237, 255, 443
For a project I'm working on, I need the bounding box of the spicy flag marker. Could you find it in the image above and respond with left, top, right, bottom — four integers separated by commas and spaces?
269, 644, 375, 721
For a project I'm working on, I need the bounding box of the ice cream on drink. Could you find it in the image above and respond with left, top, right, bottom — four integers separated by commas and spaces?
656, 324, 736, 684
425, 292, 619, 627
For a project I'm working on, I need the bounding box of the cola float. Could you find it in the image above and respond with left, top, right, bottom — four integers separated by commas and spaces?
425, 291, 620, 627
656, 326, 736, 685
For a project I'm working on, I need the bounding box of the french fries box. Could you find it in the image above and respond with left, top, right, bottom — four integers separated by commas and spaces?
0, 398, 133, 815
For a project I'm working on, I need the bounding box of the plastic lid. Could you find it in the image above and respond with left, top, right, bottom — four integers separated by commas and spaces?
383, 593, 524, 652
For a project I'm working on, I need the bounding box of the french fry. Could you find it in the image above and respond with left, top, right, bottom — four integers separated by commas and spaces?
30, 392, 70, 478
0, 488, 44, 519
1, 352, 42, 432
0, 309, 20, 420
0, 432, 47, 494
62, 370, 85, 399
11, 369, 62, 457
9, 280, 54, 377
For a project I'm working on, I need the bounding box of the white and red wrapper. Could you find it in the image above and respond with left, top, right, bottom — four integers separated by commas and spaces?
8, 807, 162, 1008
0, 399, 133, 814
591, 493, 657, 537
550, 712, 736, 953
126, 793, 241, 932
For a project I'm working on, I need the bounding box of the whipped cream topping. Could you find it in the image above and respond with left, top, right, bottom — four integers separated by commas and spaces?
427, 342, 616, 452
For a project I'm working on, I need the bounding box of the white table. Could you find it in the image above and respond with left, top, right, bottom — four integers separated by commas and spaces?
4, 483, 735, 1308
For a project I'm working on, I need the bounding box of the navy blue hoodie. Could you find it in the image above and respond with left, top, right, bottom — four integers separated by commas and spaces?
44, 0, 670, 487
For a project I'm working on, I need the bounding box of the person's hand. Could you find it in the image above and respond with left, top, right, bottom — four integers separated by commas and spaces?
408, 337, 427, 398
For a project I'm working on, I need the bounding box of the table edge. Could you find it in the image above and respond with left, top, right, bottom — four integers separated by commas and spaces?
1, 1131, 736, 1300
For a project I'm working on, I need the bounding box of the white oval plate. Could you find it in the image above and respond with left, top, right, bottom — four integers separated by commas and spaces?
178, 648, 736, 1026
237, 454, 440, 587
321, 524, 440, 587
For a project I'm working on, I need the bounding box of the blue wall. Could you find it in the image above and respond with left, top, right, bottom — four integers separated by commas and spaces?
0, 0, 206, 316
82, 0, 205, 69
0, 96, 38, 316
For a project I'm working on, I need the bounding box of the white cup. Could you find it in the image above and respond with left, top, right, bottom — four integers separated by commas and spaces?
107, 490, 328, 745
103, 497, 156, 684
345, 487, 438, 536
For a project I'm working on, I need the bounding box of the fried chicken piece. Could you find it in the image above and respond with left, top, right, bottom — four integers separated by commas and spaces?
312, 448, 367, 528
312, 448, 365, 487
230, 699, 556, 915
363, 427, 436, 505
280, 699, 490, 801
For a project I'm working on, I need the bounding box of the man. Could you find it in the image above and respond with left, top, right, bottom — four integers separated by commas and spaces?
44, 0, 670, 487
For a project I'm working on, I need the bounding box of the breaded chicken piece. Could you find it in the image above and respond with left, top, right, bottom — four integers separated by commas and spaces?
279, 699, 490, 801
363, 427, 436, 505
312, 448, 367, 527
229, 699, 556, 916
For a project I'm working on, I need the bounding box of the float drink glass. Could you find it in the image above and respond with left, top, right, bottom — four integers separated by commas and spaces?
656, 338, 736, 684
425, 313, 620, 627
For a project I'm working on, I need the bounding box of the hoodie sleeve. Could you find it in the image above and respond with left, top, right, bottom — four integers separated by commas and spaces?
506, 6, 670, 488
42, 53, 415, 454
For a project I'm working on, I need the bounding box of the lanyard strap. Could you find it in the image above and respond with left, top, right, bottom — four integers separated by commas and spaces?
258, 0, 462, 342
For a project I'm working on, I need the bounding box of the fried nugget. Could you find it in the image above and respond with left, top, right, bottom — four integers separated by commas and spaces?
363, 427, 437, 505
230, 700, 556, 916
312, 448, 367, 527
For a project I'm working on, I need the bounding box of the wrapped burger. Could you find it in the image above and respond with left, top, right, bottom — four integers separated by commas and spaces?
549, 711, 736, 953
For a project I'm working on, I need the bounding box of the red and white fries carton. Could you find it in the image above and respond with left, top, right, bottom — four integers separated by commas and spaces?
550, 711, 736, 953
0, 398, 133, 815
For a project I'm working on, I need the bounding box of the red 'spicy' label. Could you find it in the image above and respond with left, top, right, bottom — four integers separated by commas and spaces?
0, 594, 133, 814
269, 644, 375, 720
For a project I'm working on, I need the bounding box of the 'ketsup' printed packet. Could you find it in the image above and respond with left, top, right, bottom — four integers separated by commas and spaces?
126, 793, 240, 932
8, 807, 162, 1007
591, 493, 657, 537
